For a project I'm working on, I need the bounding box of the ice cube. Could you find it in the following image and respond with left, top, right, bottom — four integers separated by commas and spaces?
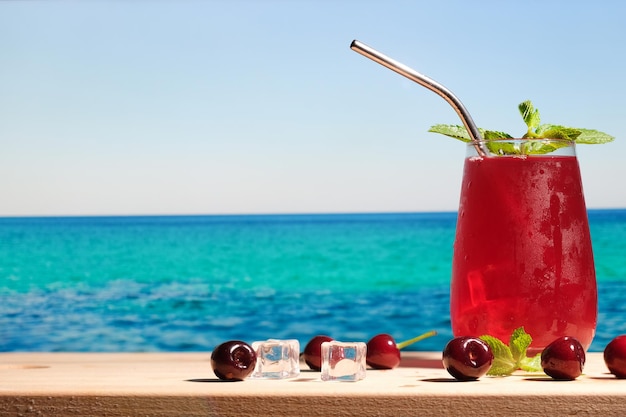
251, 339, 300, 379
320, 341, 366, 382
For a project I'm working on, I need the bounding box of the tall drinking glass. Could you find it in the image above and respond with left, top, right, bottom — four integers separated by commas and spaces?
450, 139, 597, 354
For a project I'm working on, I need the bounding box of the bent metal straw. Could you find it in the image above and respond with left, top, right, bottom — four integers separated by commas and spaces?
350, 40, 488, 157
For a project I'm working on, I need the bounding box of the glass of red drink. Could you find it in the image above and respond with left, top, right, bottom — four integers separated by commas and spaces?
450, 139, 597, 354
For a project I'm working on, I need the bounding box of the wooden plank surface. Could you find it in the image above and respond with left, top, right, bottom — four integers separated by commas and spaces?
1, 352, 625, 416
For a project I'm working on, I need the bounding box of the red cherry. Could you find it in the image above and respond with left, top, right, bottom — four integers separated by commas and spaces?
541, 336, 585, 380
366, 334, 401, 369
604, 335, 626, 378
210, 340, 257, 381
442, 336, 493, 381
303, 335, 334, 371
367, 330, 437, 370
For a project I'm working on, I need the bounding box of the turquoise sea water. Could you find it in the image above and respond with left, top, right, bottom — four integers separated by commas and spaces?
1, 210, 625, 352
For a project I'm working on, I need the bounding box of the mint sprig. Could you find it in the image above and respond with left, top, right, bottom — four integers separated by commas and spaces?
519, 100, 541, 136
428, 100, 614, 155
479, 327, 542, 376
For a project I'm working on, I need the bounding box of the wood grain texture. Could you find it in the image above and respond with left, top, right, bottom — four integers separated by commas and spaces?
1, 352, 625, 416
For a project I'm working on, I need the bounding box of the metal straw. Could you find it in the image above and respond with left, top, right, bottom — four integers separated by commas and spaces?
350, 40, 488, 157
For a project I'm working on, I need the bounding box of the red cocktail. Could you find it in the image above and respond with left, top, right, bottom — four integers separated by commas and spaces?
450, 139, 597, 353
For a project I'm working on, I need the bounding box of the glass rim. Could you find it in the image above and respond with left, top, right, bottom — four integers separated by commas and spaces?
466, 138, 576, 157
469, 138, 576, 144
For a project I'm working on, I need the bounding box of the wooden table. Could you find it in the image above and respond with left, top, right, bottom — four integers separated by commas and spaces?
1, 352, 625, 416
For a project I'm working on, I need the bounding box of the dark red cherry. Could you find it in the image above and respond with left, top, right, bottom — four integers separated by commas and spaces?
604, 335, 626, 378
367, 330, 437, 370
541, 336, 585, 380
442, 336, 493, 381
366, 334, 401, 369
211, 340, 257, 381
303, 335, 334, 371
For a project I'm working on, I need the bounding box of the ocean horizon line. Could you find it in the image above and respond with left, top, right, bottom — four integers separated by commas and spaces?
1, 207, 625, 220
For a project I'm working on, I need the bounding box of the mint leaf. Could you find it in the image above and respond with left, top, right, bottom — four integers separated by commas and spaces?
428, 124, 472, 142
486, 140, 520, 155
519, 100, 541, 136
536, 124, 582, 141
428, 125, 513, 143
480, 327, 543, 376
519, 353, 542, 373
479, 335, 517, 376
575, 128, 615, 144
536, 124, 614, 144
482, 130, 513, 140
520, 139, 567, 155
520, 142, 548, 154
509, 327, 532, 363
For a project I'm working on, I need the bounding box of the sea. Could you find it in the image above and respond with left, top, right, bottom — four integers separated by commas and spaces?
1, 210, 626, 353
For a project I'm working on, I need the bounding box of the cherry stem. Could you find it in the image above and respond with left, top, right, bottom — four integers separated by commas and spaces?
396, 330, 438, 350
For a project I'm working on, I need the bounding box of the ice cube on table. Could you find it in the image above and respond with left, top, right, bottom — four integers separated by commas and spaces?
251, 339, 300, 379
320, 341, 367, 382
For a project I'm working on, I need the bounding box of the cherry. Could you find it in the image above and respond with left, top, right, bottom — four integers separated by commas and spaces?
366, 330, 437, 370
303, 335, 334, 371
604, 335, 626, 378
540, 336, 585, 380
210, 340, 257, 381
366, 334, 400, 369
442, 336, 493, 381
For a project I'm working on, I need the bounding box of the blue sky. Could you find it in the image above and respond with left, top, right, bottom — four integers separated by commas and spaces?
1, 1, 624, 216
